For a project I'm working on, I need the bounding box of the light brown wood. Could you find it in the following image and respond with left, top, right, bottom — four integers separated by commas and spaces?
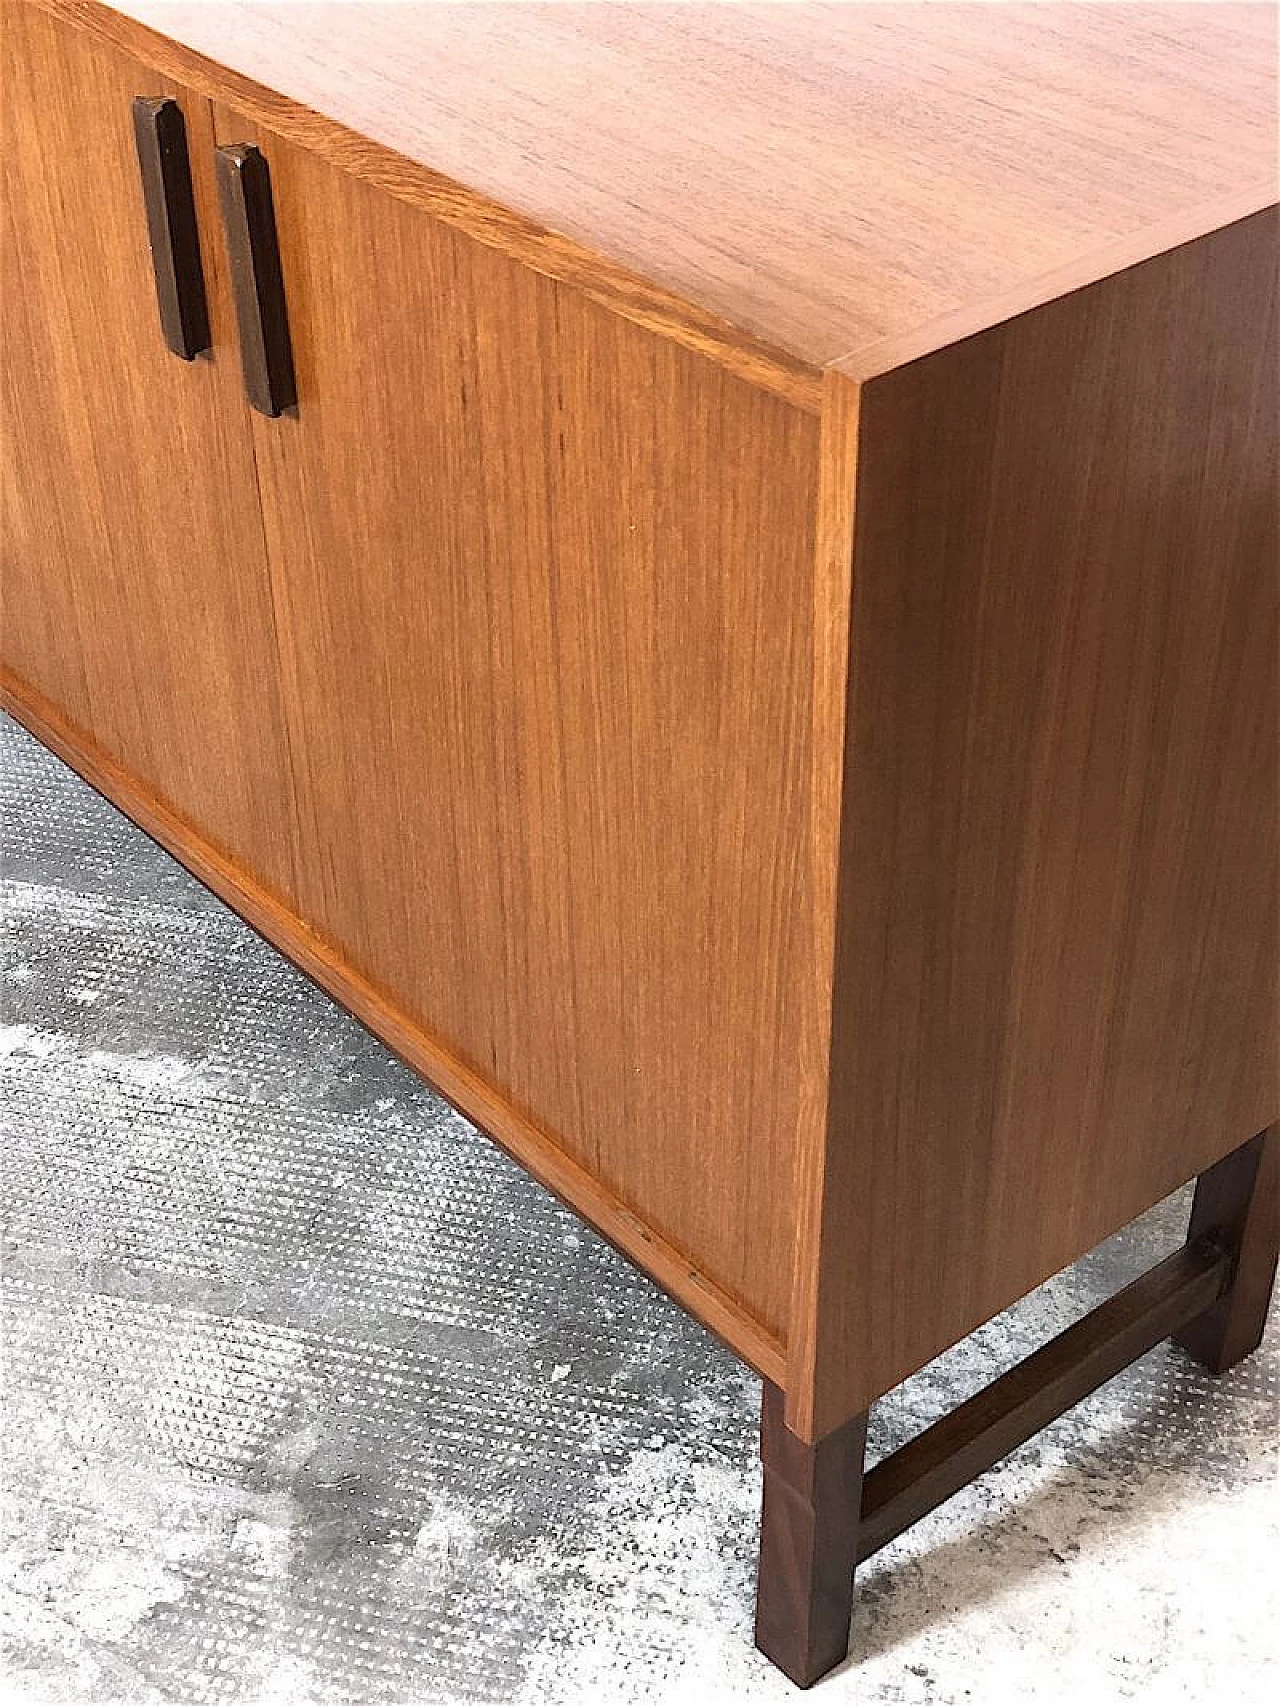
0, 666, 790, 1387
5, 0, 1276, 1468
205, 102, 820, 1344
791, 367, 862, 1399
29, 2, 1279, 396
1, 2, 303, 906
790, 208, 1280, 1438
27, 0, 824, 409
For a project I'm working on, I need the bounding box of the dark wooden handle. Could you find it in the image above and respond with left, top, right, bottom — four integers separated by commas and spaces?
131, 97, 210, 360
215, 142, 297, 417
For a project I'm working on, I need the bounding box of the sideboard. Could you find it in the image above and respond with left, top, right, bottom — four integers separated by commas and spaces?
3, 1, 1276, 1686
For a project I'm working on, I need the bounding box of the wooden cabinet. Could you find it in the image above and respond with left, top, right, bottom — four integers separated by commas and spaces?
3, 0, 1277, 1685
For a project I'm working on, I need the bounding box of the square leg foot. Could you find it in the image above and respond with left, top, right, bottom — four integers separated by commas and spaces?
754, 1382, 867, 1688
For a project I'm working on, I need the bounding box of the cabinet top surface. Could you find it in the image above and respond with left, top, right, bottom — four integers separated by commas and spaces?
90, 1, 1278, 376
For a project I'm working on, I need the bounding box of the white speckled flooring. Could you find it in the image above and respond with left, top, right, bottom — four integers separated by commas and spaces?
1, 710, 1276, 1706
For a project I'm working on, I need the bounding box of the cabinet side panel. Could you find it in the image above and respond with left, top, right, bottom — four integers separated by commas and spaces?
801, 209, 1278, 1433
210, 110, 820, 1343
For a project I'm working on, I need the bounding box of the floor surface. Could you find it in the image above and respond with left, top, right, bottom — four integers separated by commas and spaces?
1, 710, 1276, 1705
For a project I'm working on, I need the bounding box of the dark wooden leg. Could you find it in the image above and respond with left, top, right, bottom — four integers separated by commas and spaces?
1174, 1125, 1278, 1373
754, 1380, 867, 1689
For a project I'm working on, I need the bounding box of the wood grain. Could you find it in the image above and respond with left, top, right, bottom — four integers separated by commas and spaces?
791, 208, 1280, 1438
26, 0, 822, 409
30, 1, 1279, 391
1, 2, 303, 908
207, 104, 821, 1343
0, 666, 790, 1386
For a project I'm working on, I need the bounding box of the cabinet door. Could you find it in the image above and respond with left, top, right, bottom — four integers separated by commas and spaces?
1, 6, 300, 902
210, 107, 820, 1341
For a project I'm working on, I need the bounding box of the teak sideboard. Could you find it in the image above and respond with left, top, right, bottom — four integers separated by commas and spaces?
3, 0, 1277, 1686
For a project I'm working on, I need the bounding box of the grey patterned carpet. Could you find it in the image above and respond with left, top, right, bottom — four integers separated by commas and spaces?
1, 710, 1275, 1705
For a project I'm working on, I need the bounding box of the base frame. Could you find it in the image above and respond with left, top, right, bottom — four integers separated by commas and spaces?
756, 1125, 1278, 1688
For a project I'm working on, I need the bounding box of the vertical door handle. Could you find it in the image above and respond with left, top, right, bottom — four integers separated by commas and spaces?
215, 143, 297, 417
132, 97, 210, 359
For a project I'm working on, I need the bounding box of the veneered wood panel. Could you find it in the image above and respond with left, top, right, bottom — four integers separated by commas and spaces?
45, 1, 1280, 375
208, 105, 820, 1342
1, 3, 301, 903
791, 209, 1280, 1436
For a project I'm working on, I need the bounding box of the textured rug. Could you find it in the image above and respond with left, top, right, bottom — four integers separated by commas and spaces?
1, 709, 1275, 1706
